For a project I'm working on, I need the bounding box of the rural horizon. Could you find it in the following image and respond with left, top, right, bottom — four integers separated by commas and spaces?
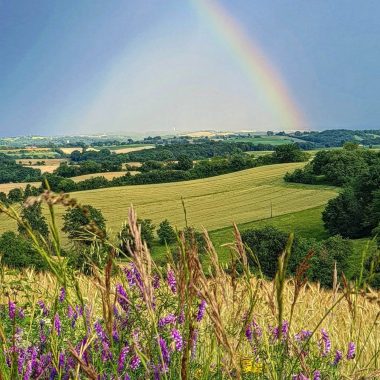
0, 1, 379, 379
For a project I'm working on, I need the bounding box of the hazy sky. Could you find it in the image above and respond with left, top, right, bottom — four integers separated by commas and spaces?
0, 0, 379, 137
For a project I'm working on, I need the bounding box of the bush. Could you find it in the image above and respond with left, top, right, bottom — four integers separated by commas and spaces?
119, 218, 156, 252
62, 205, 107, 243
157, 219, 177, 245
0, 231, 47, 270
241, 226, 289, 278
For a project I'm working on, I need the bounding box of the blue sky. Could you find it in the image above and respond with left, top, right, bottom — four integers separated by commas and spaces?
0, 0, 379, 136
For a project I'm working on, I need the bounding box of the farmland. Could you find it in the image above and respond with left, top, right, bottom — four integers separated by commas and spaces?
0, 162, 337, 236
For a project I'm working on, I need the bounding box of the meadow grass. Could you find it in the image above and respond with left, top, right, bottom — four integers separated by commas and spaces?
0, 199, 379, 379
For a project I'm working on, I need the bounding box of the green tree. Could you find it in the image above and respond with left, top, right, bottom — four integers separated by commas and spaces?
18, 203, 49, 239
157, 219, 176, 245
271, 144, 309, 163
62, 205, 106, 243
119, 218, 156, 252
7, 188, 23, 203
0, 231, 47, 270
176, 155, 193, 171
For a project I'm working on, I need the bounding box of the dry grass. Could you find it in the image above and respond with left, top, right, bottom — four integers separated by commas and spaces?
0, 182, 41, 194
70, 171, 128, 182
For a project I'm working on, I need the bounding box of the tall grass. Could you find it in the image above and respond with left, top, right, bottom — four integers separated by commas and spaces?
0, 191, 379, 379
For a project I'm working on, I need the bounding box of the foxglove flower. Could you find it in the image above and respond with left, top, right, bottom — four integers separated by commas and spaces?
196, 300, 206, 322
171, 328, 183, 351
347, 341, 356, 359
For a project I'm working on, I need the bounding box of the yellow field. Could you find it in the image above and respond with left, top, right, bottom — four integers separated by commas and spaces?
0, 162, 336, 235
110, 145, 154, 154
70, 171, 127, 182
0, 182, 41, 194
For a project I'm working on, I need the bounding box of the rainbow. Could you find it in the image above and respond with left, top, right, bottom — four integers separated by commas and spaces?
191, 0, 307, 131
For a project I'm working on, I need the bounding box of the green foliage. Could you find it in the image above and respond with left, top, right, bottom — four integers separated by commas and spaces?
0, 153, 41, 183
62, 205, 107, 243
0, 231, 47, 270
271, 144, 309, 163
18, 203, 49, 238
242, 226, 353, 287
157, 219, 176, 245
7, 188, 23, 203
176, 155, 193, 171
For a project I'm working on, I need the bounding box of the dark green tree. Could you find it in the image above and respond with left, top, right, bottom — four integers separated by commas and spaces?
62, 205, 106, 243
7, 188, 23, 203
176, 155, 193, 171
157, 219, 177, 245
18, 203, 49, 239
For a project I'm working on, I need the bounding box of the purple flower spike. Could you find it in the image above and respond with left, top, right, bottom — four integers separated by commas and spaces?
159, 336, 170, 367
118, 345, 130, 372
171, 328, 183, 351
245, 324, 253, 342
333, 350, 343, 365
130, 355, 141, 371
321, 329, 331, 356
158, 314, 177, 328
54, 313, 61, 336
8, 300, 16, 320
196, 300, 206, 322
116, 283, 129, 313
167, 270, 177, 293
152, 273, 160, 289
59, 287, 66, 302
59, 352, 65, 368
347, 341, 356, 359
313, 370, 321, 380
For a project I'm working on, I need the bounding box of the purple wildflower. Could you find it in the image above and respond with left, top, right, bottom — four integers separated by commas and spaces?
191, 329, 198, 359
158, 314, 177, 328
347, 341, 356, 359
159, 336, 170, 367
8, 300, 16, 320
18, 308, 25, 319
59, 287, 66, 302
37, 300, 49, 316
130, 355, 141, 371
171, 328, 183, 351
295, 330, 312, 342
118, 345, 130, 373
54, 313, 61, 336
271, 320, 289, 340
116, 283, 129, 313
59, 352, 65, 368
313, 370, 321, 380
124, 264, 142, 288
94, 320, 107, 341
178, 310, 185, 324
333, 350, 343, 365
23, 360, 33, 380
321, 329, 331, 356
292, 375, 309, 380
152, 273, 160, 289
245, 324, 253, 342
196, 300, 206, 322
167, 270, 177, 293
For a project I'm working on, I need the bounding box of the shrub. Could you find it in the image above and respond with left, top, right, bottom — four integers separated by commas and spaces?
157, 219, 177, 245
0, 231, 47, 270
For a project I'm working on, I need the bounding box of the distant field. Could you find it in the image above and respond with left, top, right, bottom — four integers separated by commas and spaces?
70, 171, 127, 182
0, 182, 40, 194
0, 148, 59, 158
18, 158, 67, 173
60, 147, 83, 154
0, 162, 337, 236
108, 145, 154, 154
228, 136, 302, 145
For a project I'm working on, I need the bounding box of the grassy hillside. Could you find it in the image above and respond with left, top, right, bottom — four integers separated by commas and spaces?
0, 162, 337, 236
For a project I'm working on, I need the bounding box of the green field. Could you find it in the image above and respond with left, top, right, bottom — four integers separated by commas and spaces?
0, 163, 337, 239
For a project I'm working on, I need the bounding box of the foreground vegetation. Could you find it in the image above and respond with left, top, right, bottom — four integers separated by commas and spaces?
0, 196, 379, 379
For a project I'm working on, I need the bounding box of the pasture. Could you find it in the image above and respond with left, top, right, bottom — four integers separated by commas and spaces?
0, 162, 337, 236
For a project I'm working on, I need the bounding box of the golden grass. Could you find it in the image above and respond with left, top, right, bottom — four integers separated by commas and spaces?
0, 163, 336, 234
110, 145, 154, 154
0, 182, 41, 194
70, 171, 128, 182
2, 268, 378, 375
